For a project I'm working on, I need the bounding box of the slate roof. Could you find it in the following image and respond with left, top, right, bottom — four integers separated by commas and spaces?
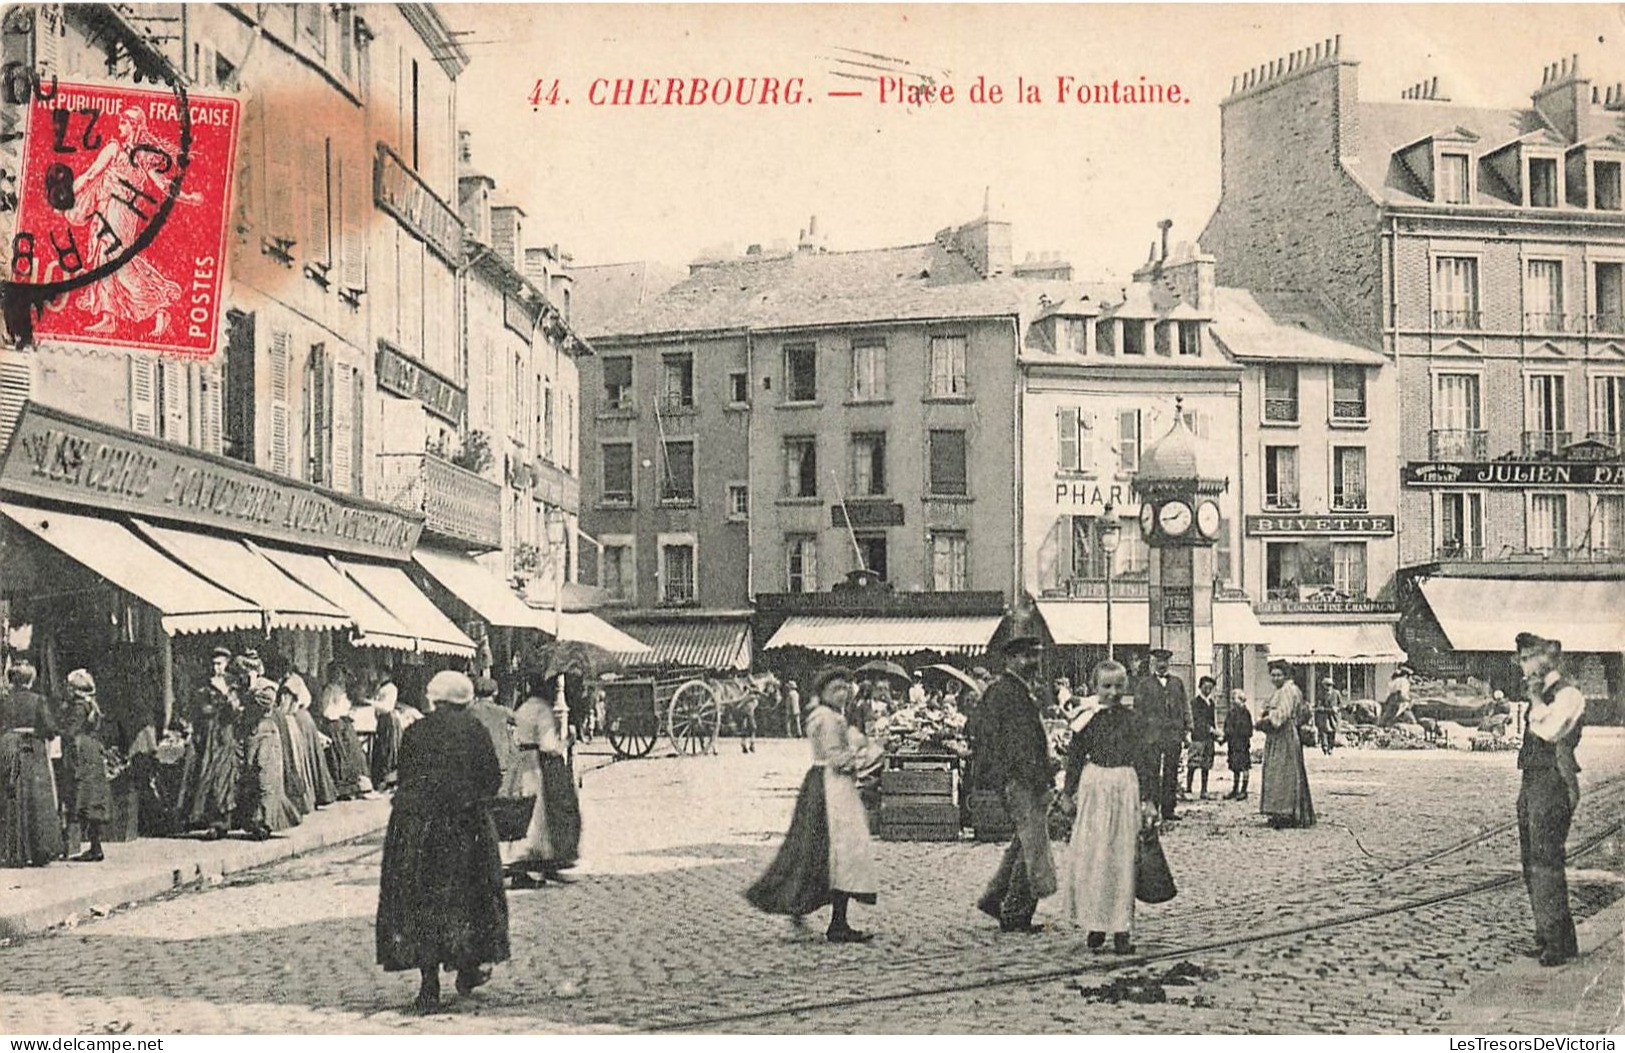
590, 242, 1035, 340
569, 260, 687, 338
1208, 288, 1386, 364
1344, 98, 1625, 207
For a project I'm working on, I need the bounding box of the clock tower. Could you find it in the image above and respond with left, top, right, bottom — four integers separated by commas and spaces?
1135, 399, 1228, 692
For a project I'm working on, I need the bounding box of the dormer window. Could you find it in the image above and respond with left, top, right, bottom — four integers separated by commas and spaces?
1121, 320, 1146, 356
1438, 152, 1470, 204
1178, 321, 1201, 356
1528, 156, 1560, 207
1595, 161, 1622, 211
1096, 319, 1116, 355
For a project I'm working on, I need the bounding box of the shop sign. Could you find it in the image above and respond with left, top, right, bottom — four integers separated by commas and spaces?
833, 501, 905, 528
1, 403, 422, 560
1160, 587, 1193, 626
375, 143, 464, 265
376, 341, 466, 424
1051, 478, 1139, 516
1404, 461, 1625, 489
1245, 514, 1396, 536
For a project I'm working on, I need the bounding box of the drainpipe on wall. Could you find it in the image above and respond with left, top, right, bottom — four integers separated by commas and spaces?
1009, 314, 1023, 614
744, 329, 755, 603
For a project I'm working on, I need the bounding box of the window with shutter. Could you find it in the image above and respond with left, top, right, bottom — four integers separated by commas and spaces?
928, 429, 968, 496
1117, 409, 1140, 472
303, 135, 331, 267
129, 354, 157, 436
339, 154, 366, 291
1057, 407, 1079, 471
305, 344, 329, 484
159, 358, 188, 442
198, 364, 223, 454
331, 360, 355, 493
0, 352, 32, 442
269, 331, 292, 474
267, 110, 296, 241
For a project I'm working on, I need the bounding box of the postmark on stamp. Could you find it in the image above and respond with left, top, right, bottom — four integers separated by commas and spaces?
10, 80, 238, 359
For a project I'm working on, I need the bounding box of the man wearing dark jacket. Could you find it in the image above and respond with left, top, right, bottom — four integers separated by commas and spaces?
1135, 648, 1191, 820
973, 636, 1056, 933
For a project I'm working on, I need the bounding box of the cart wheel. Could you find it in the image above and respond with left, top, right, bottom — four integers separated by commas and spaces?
668, 680, 721, 755
608, 718, 657, 759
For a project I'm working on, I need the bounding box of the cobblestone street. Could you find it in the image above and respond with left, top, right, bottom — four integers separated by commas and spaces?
2, 733, 1622, 1034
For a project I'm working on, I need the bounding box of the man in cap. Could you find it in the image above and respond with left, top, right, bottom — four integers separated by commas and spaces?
1135, 647, 1192, 820
1513, 632, 1584, 967
468, 676, 520, 791
376, 670, 509, 1010
973, 635, 1057, 934
1314, 677, 1343, 756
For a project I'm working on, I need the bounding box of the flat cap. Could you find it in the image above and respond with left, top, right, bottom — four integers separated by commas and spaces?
809, 666, 855, 696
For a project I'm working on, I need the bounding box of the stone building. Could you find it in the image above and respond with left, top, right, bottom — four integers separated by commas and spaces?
1199, 38, 1625, 711
578, 213, 1039, 670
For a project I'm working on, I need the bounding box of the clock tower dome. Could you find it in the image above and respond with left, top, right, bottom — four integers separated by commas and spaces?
1135, 398, 1228, 690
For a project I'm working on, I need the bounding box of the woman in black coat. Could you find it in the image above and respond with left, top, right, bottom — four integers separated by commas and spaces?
376, 671, 509, 1012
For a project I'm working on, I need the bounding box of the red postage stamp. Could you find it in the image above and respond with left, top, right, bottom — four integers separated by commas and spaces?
12, 81, 239, 360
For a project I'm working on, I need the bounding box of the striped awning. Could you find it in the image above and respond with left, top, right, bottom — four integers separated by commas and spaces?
1, 503, 262, 636
254, 544, 418, 652
132, 519, 351, 632
764, 614, 1003, 657
555, 611, 654, 655
334, 559, 477, 657
1260, 622, 1406, 665
412, 547, 549, 630
607, 620, 750, 669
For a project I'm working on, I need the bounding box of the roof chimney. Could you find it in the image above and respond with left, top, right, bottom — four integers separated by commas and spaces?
1158, 218, 1173, 262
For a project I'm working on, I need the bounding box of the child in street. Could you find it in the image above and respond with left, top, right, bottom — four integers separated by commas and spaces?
1222, 689, 1254, 800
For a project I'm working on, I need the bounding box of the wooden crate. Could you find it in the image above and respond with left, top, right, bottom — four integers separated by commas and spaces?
878, 760, 960, 842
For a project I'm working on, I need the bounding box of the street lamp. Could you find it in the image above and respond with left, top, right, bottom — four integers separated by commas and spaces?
1100, 500, 1122, 662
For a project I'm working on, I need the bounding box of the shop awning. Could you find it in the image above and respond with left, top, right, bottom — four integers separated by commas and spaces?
1214, 600, 1270, 644
334, 559, 477, 657
132, 520, 351, 632
1, 503, 262, 636
763, 614, 1003, 656
603, 620, 747, 669
412, 548, 549, 630
1260, 622, 1406, 665
1421, 578, 1625, 654
1037, 601, 1151, 647
554, 611, 655, 656
254, 544, 417, 652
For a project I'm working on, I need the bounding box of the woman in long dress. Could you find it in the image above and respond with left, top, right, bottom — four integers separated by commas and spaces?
178, 649, 240, 839
61, 670, 113, 862
369, 675, 404, 792
234, 679, 300, 839
501, 677, 580, 887
285, 674, 336, 808
1059, 660, 1157, 954
745, 666, 879, 943
0, 662, 63, 867
1258, 660, 1316, 829
316, 673, 370, 800
376, 671, 508, 1012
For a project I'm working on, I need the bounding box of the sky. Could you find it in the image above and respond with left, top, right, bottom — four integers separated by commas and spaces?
449, 4, 1625, 279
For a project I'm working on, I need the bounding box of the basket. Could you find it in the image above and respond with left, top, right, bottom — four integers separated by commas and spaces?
489, 795, 536, 841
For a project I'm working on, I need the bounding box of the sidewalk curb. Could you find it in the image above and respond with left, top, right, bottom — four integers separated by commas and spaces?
0, 801, 391, 940
1445, 884, 1625, 1034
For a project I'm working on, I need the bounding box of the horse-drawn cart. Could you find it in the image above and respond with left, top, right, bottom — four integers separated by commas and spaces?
600, 673, 780, 759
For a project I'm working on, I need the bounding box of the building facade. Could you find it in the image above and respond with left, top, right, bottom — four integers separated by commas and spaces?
1199, 38, 1625, 711
1020, 252, 1250, 686
579, 214, 1037, 668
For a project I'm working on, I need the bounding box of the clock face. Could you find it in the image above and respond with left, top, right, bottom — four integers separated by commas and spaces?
1158, 500, 1194, 537
1197, 500, 1222, 539
1139, 503, 1156, 539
